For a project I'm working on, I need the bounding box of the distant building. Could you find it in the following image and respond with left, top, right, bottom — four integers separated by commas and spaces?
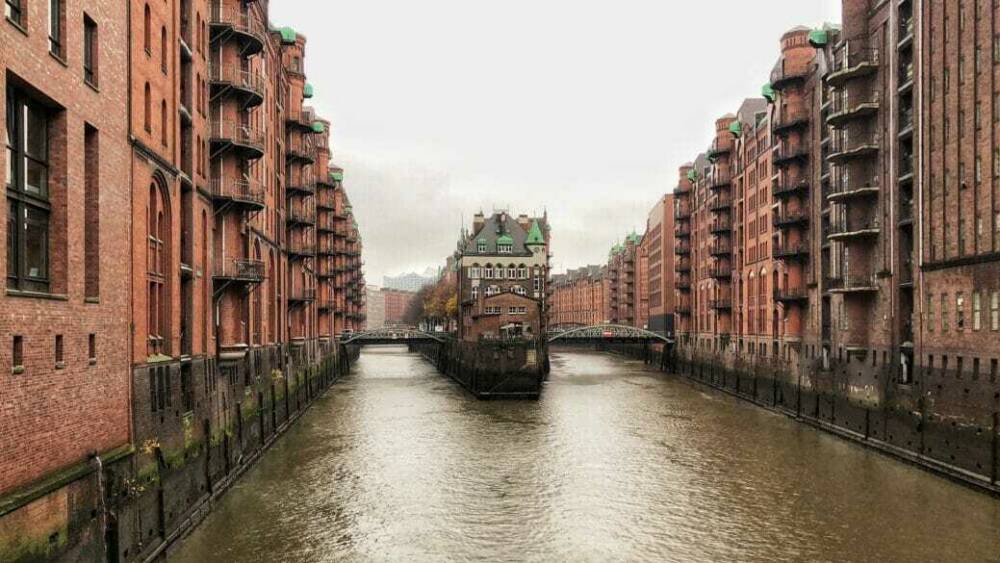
383, 271, 434, 292
549, 266, 608, 327
366, 287, 386, 330
646, 194, 676, 337
456, 211, 550, 341
383, 288, 418, 326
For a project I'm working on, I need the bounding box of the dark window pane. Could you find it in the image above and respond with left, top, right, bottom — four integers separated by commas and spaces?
24, 158, 47, 197
24, 206, 48, 281
6, 200, 16, 281
5, 147, 13, 188
25, 104, 47, 159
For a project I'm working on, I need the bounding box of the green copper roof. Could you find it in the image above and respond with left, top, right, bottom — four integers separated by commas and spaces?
496, 234, 514, 245
303, 83, 314, 98
311, 121, 325, 133
279, 27, 297, 44
525, 220, 545, 245
729, 120, 743, 137
627, 231, 641, 245
686, 169, 698, 182
761, 83, 775, 103
808, 29, 829, 48
330, 170, 343, 181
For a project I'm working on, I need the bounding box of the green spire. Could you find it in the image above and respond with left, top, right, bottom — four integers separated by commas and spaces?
526, 220, 545, 245
729, 119, 744, 137
808, 29, 829, 48
279, 27, 297, 45
761, 83, 775, 103
303, 83, 314, 98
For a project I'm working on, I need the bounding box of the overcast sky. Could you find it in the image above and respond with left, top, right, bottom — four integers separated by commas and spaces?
270, 1, 840, 285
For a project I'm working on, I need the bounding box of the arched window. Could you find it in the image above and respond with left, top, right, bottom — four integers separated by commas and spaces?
160, 100, 167, 145
144, 83, 151, 131
143, 4, 151, 54
148, 179, 169, 356
253, 241, 263, 345
160, 26, 167, 72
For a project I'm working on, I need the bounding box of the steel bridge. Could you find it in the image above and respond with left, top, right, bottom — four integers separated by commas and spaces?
339, 327, 447, 346
546, 324, 673, 344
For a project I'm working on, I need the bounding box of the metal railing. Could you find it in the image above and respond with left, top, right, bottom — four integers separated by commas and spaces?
209, 65, 266, 99
211, 120, 265, 152
209, 4, 266, 46
210, 178, 265, 206
214, 258, 265, 281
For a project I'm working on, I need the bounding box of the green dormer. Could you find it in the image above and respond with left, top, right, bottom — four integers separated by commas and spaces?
686, 169, 698, 182
303, 83, 314, 98
330, 170, 343, 181
279, 27, 297, 45
496, 234, 514, 245
808, 29, 829, 48
729, 119, 744, 137
311, 121, 325, 133
761, 83, 775, 103
526, 220, 545, 245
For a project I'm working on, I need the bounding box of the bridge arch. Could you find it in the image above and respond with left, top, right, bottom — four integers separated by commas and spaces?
340, 327, 447, 345
547, 324, 672, 344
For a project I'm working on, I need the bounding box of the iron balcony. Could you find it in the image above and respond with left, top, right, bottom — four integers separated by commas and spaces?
210, 178, 265, 210
210, 120, 265, 160
773, 287, 808, 304
214, 258, 265, 283
208, 65, 265, 108
825, 275, 878, 294
209, 4, 266, 56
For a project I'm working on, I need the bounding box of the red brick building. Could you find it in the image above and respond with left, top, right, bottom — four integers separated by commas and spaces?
646, 194, 676, 337
549, 265, 608, 327
673, 1, 1000, 490
457, 211, 550, 341
2, 2, 365, 560
1, 0, 131, 558
382, 287, 416, 326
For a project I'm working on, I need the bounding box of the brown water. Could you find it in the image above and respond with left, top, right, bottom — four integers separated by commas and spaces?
170, 347, 1000, 562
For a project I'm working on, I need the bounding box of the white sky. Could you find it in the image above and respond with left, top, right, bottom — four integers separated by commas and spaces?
270, 1, 841, 283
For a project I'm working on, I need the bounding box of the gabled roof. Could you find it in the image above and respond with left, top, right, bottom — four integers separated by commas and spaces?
463, 212, 539, 257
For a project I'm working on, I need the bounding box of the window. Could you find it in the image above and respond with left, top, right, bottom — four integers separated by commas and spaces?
498, 243, 512, 254
941, 293, 949, 331
54, 334, 63, 366
49, 0, 64, 57
147, 182, 169, 356
160, 26, 167, 72
956, 292, 965, 331
926, 292, 934, 330
512, 285, 526, 296
469, 267, 480, 279
519, 267, 528, 279
507, 266, 516, 279
533, 277, 541, 292
84, 15, 98, 85
471, 286, 478, 300
483, 266, 492, 279
88, 333, 96, 362
6, 88, 52, 292
143, 3, 151, 54
84, 125, 99, 299
992, 291, 999, 330
143, 83, 151, 132
5, 0, 22, 26
973, 291, 982, 330
12, 335, 23, 372
477, 240, 486, 253
160, 99, 167, 145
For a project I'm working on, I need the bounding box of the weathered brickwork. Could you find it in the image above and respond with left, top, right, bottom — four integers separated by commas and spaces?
674, 1, 1000, 493
1, 1, 366, 561
1, 0, 131, 559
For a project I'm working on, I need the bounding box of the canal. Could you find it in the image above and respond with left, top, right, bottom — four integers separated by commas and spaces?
171, 347, 1000, 562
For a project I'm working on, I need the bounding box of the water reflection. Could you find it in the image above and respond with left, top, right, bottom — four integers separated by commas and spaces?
171, 347, 1000, 562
